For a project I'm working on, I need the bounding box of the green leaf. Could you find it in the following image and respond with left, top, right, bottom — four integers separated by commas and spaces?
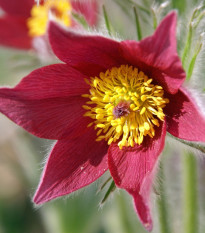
133, 7, 142, 40
182, 22, 193, 68
71, 12, 89, 29
97, 177, 112, 193
182, 7, 205, 70
103, 5, 112, 36
100, 180, 116, 205
151, 8, 158, 30
193, 11, 205, 29
187, 41, 202, 80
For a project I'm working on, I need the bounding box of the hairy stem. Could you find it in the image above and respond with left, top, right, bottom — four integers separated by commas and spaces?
157, 158, 171, 233
183, 152, 198, 233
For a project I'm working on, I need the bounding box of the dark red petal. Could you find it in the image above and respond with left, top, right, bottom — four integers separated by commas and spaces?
166, 87, 205, 142
120, 12, 185, 94
15, 64, 90, 97
0, 16, 31, 49
72, 0, 98, 27
48, 21, 124, 76
0, 64, 90, 139
0, 0, 33, 17
108, 121, 166, 231
33, 128, 108, 204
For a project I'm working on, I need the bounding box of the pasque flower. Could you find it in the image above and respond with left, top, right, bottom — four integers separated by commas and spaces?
0, 12, 205, 231
0, 0, 98, 49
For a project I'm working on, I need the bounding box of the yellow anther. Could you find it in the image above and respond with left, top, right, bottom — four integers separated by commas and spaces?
141, 87, 145, 94
148, 106, 157, 113
152, 119, 160, 127
140, 107, 146, 115
82, 105, 91, 110
141, 95, 147, 101
107, 107, 113, 115
138, 135, 144, 144
157, 112, 165, 120
130, 104, 136, 110
91, 97, 99, 101
81, 94, 90, 98
144, 122, 150, 130
139, 125, 145, 132
118, 139, 127, 149
86, 101, 93, 105
107, 116, 113, 121
111, 120, 118, 126
147, 79, 153, 84
97, 129, 103, 136
130, 140, 135, 147
123, 125, 129, 134
128, 137, 134, 147
84, 79, 90, 85
124, 95, 130, 101
145, 87, 152, 91
93, 79, 98, 87
134, 137, 138, 144
116, 125, 122, 133
105, 103, 112, 109
151, 127, 155, 136
103, 95, 110, 102
87, 122, 93, 128
133, 106, 139, 111
130, 123, 137, 130
108, 138, 114, 145
96, 114, 104, 120
96, 108, 104, 113
156, 85, 163, 89
97, 124, 105, 128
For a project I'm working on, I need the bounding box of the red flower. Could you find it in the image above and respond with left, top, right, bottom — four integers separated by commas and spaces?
0, 0, 98, 49
0, 12, 205, 231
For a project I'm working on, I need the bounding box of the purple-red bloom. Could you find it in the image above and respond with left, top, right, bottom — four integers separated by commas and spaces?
0, 0, 98, 50
0, 12, 205, 231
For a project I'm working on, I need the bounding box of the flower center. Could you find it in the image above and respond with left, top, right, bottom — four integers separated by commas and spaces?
27, 0, 72, 37
82, 65, 169, 149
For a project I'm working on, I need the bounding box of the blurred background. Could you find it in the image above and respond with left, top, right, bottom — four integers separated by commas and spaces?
1, 0, 205, 233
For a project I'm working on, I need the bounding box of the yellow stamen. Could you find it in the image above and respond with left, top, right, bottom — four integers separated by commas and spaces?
27, 0, 72, 37
82, 65, 168, 149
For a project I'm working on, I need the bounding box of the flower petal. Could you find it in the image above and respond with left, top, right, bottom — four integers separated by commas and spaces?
0, 16, 31, 49
0, 0, 33, 17
71, 0, 98, 27
33, 128, 108, 204
120, 11, 185, 94
166, 87, 205, 142
48, 22, 124, 76
0, 64, 90, 139
108, 121, 166, 231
